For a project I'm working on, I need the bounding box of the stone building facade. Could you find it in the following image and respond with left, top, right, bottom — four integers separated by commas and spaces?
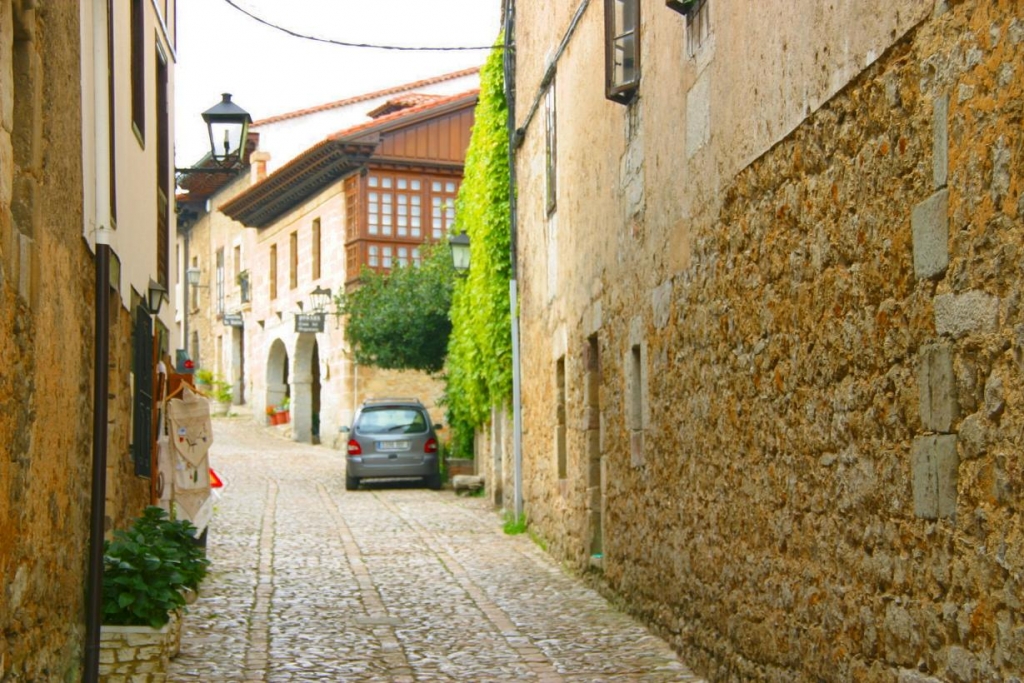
511, 0, 1023, 679
1, 0, 179, 677
178, 76, 480, 446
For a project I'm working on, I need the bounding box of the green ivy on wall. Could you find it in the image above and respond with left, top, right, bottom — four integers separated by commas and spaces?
444, 41, 512, 456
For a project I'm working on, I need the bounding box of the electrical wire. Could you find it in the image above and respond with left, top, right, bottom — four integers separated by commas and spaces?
221, 0, 506, 52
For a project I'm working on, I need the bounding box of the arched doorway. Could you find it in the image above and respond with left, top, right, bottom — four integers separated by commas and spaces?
292, 333, 321, 444
266, 338, 289, 417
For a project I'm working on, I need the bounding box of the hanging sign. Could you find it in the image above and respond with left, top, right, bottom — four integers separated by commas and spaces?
295, 313, 325, 333
222, 312, 244, 327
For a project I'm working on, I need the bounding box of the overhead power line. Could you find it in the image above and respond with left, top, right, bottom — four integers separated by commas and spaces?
221, 0, 505, 51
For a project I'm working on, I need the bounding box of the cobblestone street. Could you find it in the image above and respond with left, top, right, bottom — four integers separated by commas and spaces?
167, 417, 701, 682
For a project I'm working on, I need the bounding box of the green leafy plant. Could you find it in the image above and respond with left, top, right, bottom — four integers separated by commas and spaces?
444, 41, 513, 456
194, 368, 214, 386
211, 376, 233, 404
339, 243, 455, 374
102, 507, 210, 628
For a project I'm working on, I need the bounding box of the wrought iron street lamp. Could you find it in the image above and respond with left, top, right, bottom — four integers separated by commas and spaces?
175, 93, 252, 175
449, 232, 471, 274
310, 285, 333, 313
147, 279, 168, 315
203, 93, 251, 164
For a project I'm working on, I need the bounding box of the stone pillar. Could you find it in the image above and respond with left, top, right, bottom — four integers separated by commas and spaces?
291, 378, 312, 443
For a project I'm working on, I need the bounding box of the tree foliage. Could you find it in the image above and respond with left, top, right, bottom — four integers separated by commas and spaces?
444, 42, 513, 453
339, 245, 455, 374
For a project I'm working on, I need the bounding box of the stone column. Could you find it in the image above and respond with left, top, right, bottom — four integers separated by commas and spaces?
291, 375, 312, 443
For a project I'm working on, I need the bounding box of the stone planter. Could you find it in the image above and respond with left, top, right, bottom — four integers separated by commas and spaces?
446, 458, 475, 477
99, 610, 182, 681
211, 400, 230, 417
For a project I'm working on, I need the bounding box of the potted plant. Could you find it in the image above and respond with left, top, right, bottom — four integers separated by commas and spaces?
194, 368, 214, 392
99, 507, 210, 679
266, 405, 277, 425
210, 376, 233, 416
278, 397, 291, 424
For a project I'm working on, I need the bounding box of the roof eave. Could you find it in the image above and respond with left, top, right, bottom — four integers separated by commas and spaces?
220, 139, 377, 228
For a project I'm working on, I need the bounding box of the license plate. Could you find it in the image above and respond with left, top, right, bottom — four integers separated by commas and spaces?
376, 440, 410, 452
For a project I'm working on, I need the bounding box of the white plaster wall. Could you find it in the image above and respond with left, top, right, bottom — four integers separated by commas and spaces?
80, 0, 179, 329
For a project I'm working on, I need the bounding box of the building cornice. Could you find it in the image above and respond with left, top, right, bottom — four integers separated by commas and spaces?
220, 91, 479, 229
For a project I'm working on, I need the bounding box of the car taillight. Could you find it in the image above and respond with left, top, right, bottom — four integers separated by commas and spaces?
347, 439, 362, 456
424, 438, 438, 453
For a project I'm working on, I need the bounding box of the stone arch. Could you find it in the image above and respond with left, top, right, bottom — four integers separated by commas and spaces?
266, 338, 289, 416
292, 333, 321, 443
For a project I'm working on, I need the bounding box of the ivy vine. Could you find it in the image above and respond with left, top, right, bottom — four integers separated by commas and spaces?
444, 41, 512, 455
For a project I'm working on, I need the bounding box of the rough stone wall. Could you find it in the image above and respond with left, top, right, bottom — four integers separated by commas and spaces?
0, 1, 148, 678
0, 1, 92, 679
517, 1, 1023, 681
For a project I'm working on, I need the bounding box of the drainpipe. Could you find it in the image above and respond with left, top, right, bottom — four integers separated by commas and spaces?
83, 232, 111, 683
182, 224, 191, 353
504, 0, 523, 520
83, 2, 113, 676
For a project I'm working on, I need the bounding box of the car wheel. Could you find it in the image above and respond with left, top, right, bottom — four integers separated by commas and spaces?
345, 474, 359, 491
425, 472, 442, 490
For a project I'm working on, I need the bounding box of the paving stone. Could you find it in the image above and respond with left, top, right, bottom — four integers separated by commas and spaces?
167, 418, 704, 682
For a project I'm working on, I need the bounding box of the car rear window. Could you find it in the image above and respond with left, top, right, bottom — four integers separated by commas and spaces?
356, 407, 428, 434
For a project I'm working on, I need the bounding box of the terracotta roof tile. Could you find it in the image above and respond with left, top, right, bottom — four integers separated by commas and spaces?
328, 89, 479, 142
221, 89, 479, 229
252, 66, 480, 126
366, 93, 444, 119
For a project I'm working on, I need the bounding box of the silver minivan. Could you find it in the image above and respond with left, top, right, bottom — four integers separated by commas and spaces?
341, 398, 442, 491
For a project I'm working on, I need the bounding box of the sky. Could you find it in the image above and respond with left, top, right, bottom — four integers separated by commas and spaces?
174, 0, 503, 168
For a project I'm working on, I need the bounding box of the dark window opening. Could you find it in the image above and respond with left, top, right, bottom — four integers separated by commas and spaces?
156, 48, 169, 287
130, 0, 145, 142
216, 248, 225, 316
605, 0, 640, 103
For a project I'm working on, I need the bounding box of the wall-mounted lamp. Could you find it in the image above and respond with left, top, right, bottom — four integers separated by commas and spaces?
175, 93, 252, 175
310, 285, 333, 313
449, 233, 471, 275
665, 0, 698, 15
147, 279, 168, 315
186, 267, 204, 288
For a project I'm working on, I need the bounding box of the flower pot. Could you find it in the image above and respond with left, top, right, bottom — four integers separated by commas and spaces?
280, 410, 290, 424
